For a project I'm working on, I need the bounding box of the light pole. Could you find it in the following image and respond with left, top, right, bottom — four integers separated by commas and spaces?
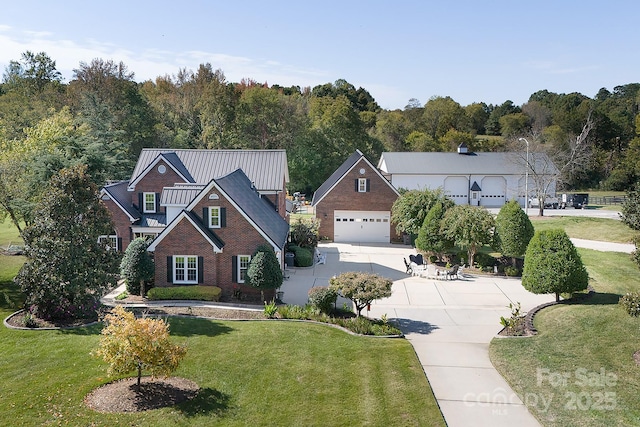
518, 138, 529, 212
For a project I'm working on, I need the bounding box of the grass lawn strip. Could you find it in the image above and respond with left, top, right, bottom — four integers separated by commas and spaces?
490, 249, 640, 426
0, 308, 444, 426
530, 216, 633, 244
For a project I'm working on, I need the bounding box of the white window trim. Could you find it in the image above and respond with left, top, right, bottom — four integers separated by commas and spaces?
173, 255, 198, 284
358, 178, 367, 193
238, 254, 251, 284
143, 192, 156, 213
98, 235, 118, 251
209, 206, 221, 228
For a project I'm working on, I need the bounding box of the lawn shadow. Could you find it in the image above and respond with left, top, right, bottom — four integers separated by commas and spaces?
564, 292, 621, 306
393, 318, 440, 335
178, 387, 233, 418
165, 316, 234, 337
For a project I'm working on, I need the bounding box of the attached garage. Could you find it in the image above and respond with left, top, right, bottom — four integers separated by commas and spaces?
334, 210, 391, 243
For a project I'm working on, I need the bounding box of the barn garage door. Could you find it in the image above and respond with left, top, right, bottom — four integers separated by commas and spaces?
334, 210, 391, 243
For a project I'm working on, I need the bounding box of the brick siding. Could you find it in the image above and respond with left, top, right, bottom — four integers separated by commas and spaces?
315, 158, 399, 241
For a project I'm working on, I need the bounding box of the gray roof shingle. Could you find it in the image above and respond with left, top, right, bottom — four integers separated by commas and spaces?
216, 169, 290, 248
102, 180, 140, 220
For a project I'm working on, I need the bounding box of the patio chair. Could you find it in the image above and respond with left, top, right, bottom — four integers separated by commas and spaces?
445, 264, 459, 280
404, 258, 412, 275
423, 264, 438, 279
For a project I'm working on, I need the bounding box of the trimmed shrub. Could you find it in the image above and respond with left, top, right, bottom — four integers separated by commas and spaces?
474, 252, 497, 269
120, 237, 155, 296
504, 266, 520, 277
522, 229, 589, 302
619, 292, 640, 317
290, 217, 320, 249
147, 286, 221, 301
308, 286, 338, 314
292, 246, 313, 267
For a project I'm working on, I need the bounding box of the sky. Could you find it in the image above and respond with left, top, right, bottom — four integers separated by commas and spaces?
1, 0, 638, 110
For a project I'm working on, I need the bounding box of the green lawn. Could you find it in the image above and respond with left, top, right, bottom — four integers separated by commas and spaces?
0, 220, 23, 248
0, 251, 445, 426
530, 216, 634, 243
490, 249, 640, 426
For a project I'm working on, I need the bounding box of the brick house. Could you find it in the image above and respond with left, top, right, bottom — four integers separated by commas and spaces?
311, 150, 400, 243
100, 149, 289, 300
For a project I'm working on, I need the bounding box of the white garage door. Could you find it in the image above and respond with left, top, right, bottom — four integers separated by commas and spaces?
334, 210, 391, 243
481, 176, 506, 207
444, 176, 469, 205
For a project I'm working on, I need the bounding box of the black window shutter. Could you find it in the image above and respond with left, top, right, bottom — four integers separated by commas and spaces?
138, 193, 143, 210
117, 238, 122, 252
366, 179, 371, 192
198, 256, 204, 284
220, 207, 227, 227
203, 207, 208, 226
354, 179, 358, 192
166, 256, 173, 283
232, 256, 237, 283
156, 193, 161, 212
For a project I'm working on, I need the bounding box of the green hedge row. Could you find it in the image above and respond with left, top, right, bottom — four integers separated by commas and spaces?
288, 245, 313, 267
146, 285, 222, 301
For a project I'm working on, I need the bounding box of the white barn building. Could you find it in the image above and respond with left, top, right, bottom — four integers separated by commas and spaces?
377, 147, 558, 208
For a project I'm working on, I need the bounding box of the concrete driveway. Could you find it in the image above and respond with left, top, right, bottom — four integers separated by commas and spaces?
280, 242, 550, 427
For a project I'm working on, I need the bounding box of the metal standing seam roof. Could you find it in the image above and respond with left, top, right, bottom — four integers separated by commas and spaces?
215, 169, 290, 248
160, 185, 206, 206
378, 152, 559, 176
102, 180, 140, 220
130, 149, 289, 191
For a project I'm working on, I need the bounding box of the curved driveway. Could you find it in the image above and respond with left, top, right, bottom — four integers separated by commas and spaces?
280, 237, 633, 427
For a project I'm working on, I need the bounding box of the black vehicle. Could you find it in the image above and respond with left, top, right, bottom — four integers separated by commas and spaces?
561, 193, 589, 209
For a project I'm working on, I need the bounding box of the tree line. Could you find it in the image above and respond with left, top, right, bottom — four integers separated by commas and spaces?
1, 51, 639, 231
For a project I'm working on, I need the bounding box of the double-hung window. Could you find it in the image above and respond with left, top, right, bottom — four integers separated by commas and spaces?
238, 255, 251, 283
143, 192, 156, 213
357, 178, 367, 193
209, 207, 221, 228
174, 255, 198, 284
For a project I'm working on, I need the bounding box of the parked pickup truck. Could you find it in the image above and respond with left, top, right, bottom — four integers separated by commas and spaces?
560, 193, 589, 209
528, 196, 559, 209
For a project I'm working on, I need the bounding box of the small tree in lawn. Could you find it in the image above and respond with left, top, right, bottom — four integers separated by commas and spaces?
415, 200, 454, 261
522, 229, 588, 302
15, 165, 119, 321
441, 205, 494, 267
246, 244, 283, 301
329, 272, 392, 317
120, 237, 155, 296
94, 306, 187, 389
494, 200, 534, 267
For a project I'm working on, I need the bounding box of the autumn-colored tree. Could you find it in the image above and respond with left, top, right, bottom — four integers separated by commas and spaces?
329, 272, 392, 317
94, 307, 187, 388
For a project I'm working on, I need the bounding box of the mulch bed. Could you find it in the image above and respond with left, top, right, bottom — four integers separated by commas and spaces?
5, 305, 266, 329
84, 376, 199, 412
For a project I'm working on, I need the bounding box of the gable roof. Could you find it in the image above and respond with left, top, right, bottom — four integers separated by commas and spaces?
147, 209, 224, 253
378, 152, 559, 176
129, 149, 289, 191
100, 180, 140, 222
214, 169, 290, 248
311, 150, 399, 206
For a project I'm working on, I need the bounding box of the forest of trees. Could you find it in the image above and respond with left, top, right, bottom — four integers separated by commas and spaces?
1, 51, 639, 229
